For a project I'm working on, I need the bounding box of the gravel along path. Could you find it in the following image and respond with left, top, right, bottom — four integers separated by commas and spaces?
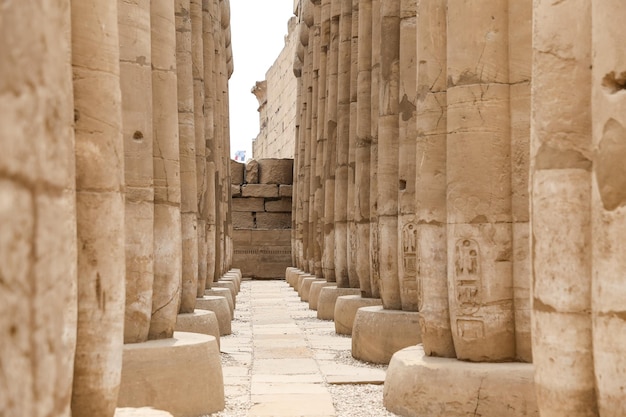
208, 279, 401, 417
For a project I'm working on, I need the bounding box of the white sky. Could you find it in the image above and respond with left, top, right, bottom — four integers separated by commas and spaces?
228, 1, 296, 160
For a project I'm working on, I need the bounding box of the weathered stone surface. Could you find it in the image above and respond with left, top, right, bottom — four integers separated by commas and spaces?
232, 197, 265, 212
242, 184, 279, 198
232, 212, 255, 229
174, 310, 221, 349
231, 184, 242, 197
231, 160, 245, 184
258, 158, 294, 184
384, 346, 538, 417
265, 198, 293, 212
246, 159, 260, 183
334, 295, 383, 335
256, 212, 292, 229
279, 184, 293, 197
233, 230, 292, 279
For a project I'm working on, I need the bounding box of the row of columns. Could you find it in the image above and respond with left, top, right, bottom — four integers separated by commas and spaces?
292, 1, 626, 414
1, 0, 233, 416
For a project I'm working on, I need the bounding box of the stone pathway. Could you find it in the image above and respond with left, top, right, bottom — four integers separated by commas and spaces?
209, 280, 400, 417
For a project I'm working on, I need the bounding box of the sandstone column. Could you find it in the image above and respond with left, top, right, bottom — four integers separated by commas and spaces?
322, 0, 340, 282
509, 0, 533, 363
71, 0, 125, 414
333, 0, 353, 288
355, 0, 373, 296
192, 0, 208, 295
119, 0, 155, 344
446, 0, 514, 362
414, 0, 455, 358
150, 0, 183, 339
314, 0, 330, 279
346, 0, 360, 287
531, 1, 596, 414
369, 0, 381, 297
397, 0, 418, 312
176, 0, 200, 314
203, 0, 217, 287
377, 0, 402, 310
0, 3, 77, 415
592, 3, 626, 413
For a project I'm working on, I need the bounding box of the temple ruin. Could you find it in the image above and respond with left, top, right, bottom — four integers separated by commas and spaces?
2, 0, 626, 416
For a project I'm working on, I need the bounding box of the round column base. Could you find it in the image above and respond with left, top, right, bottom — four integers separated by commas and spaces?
118, 332, 225, 416
308, 281, 337, 310
115, 408, 173, 417
334, 295, 383, 335
196, 296, 232, 335
352, 306, 421, 364
299, 277, 325, 302
316, 287, 361, 320
383, 345, 538, 417
205, 287, 235, 314
175, 310, 220, 349
211, 281, 236, 302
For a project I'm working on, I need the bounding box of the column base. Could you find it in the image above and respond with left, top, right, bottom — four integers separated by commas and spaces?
175, 310, 220, 349
317, 287, 361, 320
285, 267, 301, 287
383, 345, 538, 417
118, 332, 225, 416
352, 306, 421, 364
205, 287, 235, 314
308, 281, 337, 310
220, 272, 240, 293
196, 296, 232, 335
299, 277, 325, 302
297, 273, 315, 293
211, 281, 237, 301
334, 295, 383, 335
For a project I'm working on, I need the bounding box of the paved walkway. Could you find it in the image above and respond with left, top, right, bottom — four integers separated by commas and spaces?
211, 279, 399, 417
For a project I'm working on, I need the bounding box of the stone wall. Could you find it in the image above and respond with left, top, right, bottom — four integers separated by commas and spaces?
251, 17, 299, 159
232, 159, 293, 278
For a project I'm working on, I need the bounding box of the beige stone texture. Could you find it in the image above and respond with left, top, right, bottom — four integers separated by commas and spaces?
196, 296, 232, 336
592, 2, 626, 414
150, 0, 183, 341
251, 18, 299, 160
531, 1, 597, 415
231, 184, 242, 197
299, 278, 326, 302
72, 0, 126, 414
206, 287, 235, 314
212, 281, 237, 303
383, 346, 538, 417
256, 212, 292, 229
232, 197, 265, 212
0, 3, 77, 415
232, 211, 255, 229
117, 332, 224, 416
334, 295, 383, 335
231, 160, 245, 184
245, 159, 260, 183
233, 230, 292, 278
242, 184, 280, 198
119, 0, 155, 345
265, 198, 293, 212
279, 184, 294, 197
316, 286, 361, 320
414, 0, 454, 359
308, 281, 337, 310
351, 306, 421, 365
258, 158, 295, 184
174, 310, 220, 349
115, 408, 173, 417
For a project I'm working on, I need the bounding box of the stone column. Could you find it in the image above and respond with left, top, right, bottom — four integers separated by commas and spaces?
333, 0, 352, 288
377, 0, 401, 310
0, 3, 77, 415
192, 0, 208, 295
369, 0, 381, 297
414, 0, 455, 358
203, 0, 217, 287
314, 0, 329, 279
397, 0, 418, 312
212, 0, 224, 281
346, 0, 360, 288
531, 1, 596, 414
355, 0, 373, 296
322, 0, 340, 282
118, 0, 155, 344
149, 0, 183, 340
509, 0, 532, 363
446, 0, 514, 362
592, 3, 626, 414
176, 0, 199, 314
71, 0, 125, 414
